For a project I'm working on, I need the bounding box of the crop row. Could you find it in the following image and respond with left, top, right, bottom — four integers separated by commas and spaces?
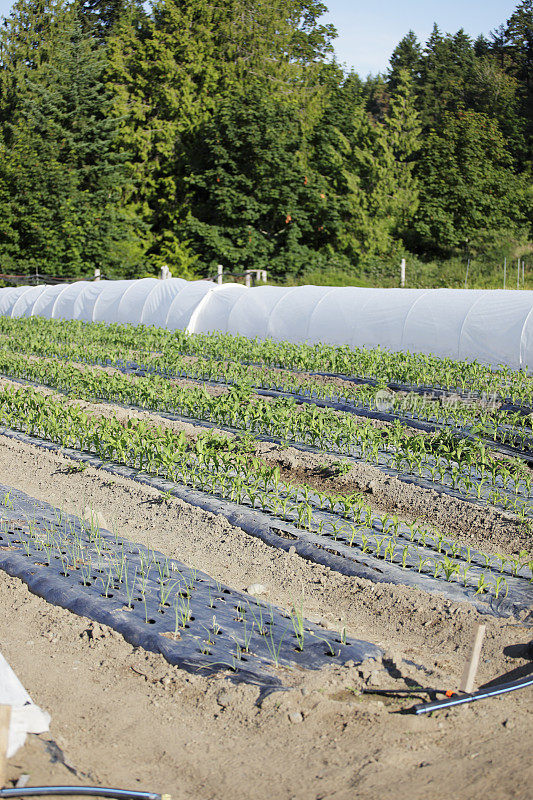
2, 320, 531, 455
0, 490, 379, 675
0, 383, 530, 603
1, 316, 533, 406
0, 352, 532, 520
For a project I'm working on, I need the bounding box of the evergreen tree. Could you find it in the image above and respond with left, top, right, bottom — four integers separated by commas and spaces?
107, 0, 337, 271
412, 110, 529, 257
311, 70, 373, 264
417, 26, 476, 127
470, 55, 522, 154
79, 0, 134, 39
313, 70, 415, 269
474, 34, 491, 57
382, 68, 420, 239
388, 30, 422, 91
504, 0, 533, 154
489, 24, 508, 68
179, 89, 329, 278
363, 73, 389, 122
0, 1, 144, 277
0, 0, 63, 129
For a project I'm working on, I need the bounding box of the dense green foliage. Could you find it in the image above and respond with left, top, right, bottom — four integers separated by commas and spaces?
0, 0, 531, 284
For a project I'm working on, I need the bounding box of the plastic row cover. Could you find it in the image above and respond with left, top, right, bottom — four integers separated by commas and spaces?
190, 285, 533, 370
1, 280, 533, 369
0, 278, 214, 330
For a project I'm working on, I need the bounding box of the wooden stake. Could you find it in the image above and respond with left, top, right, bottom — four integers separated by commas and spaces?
460, 623, 486, 694
0, 704, 11, 788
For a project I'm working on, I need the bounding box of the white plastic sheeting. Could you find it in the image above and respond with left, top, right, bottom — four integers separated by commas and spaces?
4, 278, 214, 329
1, 279, 533, 369
0, 651, 50, 757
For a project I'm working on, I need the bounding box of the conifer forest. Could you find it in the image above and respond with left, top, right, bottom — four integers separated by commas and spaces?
0, 0, 532, 287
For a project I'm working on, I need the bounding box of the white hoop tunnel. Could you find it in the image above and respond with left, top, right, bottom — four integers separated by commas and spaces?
1, 279, 533, 370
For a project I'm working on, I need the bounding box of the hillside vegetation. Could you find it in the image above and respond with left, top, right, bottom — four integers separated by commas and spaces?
0, 0, 532, 287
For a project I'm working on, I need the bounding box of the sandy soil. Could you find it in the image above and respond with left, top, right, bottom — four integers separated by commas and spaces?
1, 433, 532, 800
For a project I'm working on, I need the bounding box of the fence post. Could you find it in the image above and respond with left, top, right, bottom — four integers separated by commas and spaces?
94, 268, 101, 282
400, 258, 406, 288
503, 257, 506, 289
217, 264, 223, 286
464, 259, 470, 289
517, 259, 520, 290
245, 271, 251, 288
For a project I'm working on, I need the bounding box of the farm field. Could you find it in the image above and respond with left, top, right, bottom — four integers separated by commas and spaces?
1, 316, 532, 800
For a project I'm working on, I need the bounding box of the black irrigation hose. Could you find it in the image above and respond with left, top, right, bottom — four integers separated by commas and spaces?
0, 788, 166, 800
363, 687, 445, 696
412, 673, 533, 714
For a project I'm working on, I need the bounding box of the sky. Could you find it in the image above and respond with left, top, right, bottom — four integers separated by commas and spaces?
0, 0, 521, 77
321, 0, 520, 75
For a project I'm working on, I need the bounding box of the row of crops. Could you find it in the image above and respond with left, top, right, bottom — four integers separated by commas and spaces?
0, 318, 532, 519
0, 316, 532, 678
2, 315, 532, 404
0, 484, 380, 684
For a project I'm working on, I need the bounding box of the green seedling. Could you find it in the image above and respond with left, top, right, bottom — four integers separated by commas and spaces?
291, 597, 306, 652
493, 575, 509, 599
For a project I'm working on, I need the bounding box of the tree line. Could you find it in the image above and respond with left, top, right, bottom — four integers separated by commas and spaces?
0, 0, 531, 286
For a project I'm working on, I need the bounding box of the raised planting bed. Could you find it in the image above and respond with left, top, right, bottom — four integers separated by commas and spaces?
0, 421, 531, 621
0, 484, 381, 688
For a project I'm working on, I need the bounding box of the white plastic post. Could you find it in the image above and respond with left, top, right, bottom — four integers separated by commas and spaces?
94, 268, 101, 282
217, 264, 223, 286
261, 270, 267, 283
245, 271, 251, 288
517, 259, 520, 290
400, 258, 406, 288
464, 259, 470, 289
503, 257, 506, 289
